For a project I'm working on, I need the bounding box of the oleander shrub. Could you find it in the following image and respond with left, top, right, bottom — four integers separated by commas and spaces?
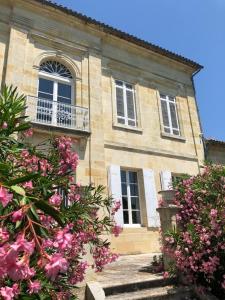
164, 164, 225, 299
0, 86, 121, 299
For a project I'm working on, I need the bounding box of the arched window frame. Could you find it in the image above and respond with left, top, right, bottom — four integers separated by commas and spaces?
38, 60, 75, 106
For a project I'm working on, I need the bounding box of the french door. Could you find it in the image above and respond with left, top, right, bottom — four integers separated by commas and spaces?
120, 170, 141, 225
37, 74, 73, 126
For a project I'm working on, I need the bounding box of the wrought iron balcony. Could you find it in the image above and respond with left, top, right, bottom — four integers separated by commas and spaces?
26, 96, 90, 132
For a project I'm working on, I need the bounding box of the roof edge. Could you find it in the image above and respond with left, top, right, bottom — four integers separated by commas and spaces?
206, 139, 225, 146
30, 0, 203, 71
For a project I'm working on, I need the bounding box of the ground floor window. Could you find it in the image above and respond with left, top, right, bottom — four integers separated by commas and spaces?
120, 170, 141, 225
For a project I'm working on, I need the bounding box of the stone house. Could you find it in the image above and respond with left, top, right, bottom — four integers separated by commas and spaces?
0, 0, 204, 254
205, 139, 225, 165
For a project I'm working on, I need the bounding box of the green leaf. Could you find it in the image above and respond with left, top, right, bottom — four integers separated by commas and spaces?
33, 199, 64, 226
11, 185, 25, 196
8, 173, 39, 185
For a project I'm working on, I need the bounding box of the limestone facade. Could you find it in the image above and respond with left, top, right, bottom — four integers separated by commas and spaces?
0, 0, 205, 254
205, 139, 225, 165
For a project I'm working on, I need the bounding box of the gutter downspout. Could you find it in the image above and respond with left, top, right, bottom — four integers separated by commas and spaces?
191, 67, 207, 164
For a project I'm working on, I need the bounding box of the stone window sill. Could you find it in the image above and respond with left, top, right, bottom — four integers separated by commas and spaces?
161, 132, 186, 142
113, 123, 143, 134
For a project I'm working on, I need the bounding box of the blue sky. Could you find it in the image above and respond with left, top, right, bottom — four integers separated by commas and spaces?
54, 0, 225, 140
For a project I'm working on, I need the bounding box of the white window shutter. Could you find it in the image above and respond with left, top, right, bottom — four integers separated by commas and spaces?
143, 169, 160, 227
108, 165, 124, 226
160, 170, 172, 190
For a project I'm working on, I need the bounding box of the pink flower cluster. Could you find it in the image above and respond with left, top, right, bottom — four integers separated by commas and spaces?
17, 150, 52, 175
92, 246, 118, 272
0, 186, 13, 207
164, 165, 225, 298
55, 137, 79, 175
0, 133, 121, 299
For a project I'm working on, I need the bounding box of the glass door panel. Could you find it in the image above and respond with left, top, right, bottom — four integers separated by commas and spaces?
57, 83, 72, 127
37, 78, 54, 123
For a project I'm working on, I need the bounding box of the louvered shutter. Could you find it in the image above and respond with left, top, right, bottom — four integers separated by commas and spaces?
143, 169, 159, 227
160, 171, 172, 190
108, 165, 124, 226
116, 87, 124, 117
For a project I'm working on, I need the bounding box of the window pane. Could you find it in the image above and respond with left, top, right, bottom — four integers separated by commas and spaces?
58, 96, 71, 105
120, 171, 126, 183
164, 127, 170, 133
161, 100, 169, 127
58, 83, 71, 99
130, 184, 138, 196
122, 183, 127, 196
115, 80, 123, 87
131, 197, 140, 210
122, 197, 128, 209
39, 78, 54, 94
123, 211, 129, 224
132, 211, 141, 224
118, 118, 125, 124
173, 129, 180, 136
169, 96, 175, 102
116, 87, 125, 117
129, 171, 137, 183
160, 94, 166, 99
169, 102, 178, 129
128, 120, 136, 126
126, 83, 133, 90
38, 92, 53, 101
126, 90, 135, 120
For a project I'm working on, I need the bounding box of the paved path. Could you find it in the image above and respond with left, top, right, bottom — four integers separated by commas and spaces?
96, 253, 162, 288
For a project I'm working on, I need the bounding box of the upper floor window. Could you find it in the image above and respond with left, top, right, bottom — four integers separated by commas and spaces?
160, 94, 180, 136
115, 80, 137, 127
39, 61, 73, 79
37, 61, 74, 126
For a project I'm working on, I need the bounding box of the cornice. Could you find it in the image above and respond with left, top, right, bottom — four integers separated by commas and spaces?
104, 141, 198, 162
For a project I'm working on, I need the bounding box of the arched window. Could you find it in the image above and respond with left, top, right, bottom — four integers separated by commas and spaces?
37, 61, 74, 127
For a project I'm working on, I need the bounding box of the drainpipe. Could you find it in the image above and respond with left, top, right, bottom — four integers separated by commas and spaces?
191, 66, 207, 164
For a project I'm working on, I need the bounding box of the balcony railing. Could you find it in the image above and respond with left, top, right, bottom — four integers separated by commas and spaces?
26, 96, 90, 132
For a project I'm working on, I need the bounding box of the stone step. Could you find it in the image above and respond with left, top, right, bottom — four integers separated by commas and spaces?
104, 277, 176, 296
106, 285, 195, 300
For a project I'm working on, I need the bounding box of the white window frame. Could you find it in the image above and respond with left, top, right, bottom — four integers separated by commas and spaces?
38, 71, 74, 126
115, 80, 137, 127
121, 170, 141, 227
160, 94, 180, 136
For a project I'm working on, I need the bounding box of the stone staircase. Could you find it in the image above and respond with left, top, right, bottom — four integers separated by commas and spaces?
104, 278, 195, 300
85, 254, 197, 300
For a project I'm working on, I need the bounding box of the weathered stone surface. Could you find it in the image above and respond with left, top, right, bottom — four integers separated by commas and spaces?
0, 0, 204, 255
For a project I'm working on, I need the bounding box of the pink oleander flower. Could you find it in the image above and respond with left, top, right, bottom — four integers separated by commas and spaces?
23, 181, 33, 190
2, 122, 8, 129
49, 193, 62, 206
28, 280, 41, 294
111, 225, 122, 237
12, 209, 24, 222
23, 128, 33, 137
158, 198, 166, 208
210, 209, 218, 218
0, 186, 13, 207
0, 284, 19, 300
111, 200, 121, 215
54, 229, 73, 251
69, 261, 88, 284
45, 253, 68, 281
0, 228, 9, 243
163, 271, 169, 279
